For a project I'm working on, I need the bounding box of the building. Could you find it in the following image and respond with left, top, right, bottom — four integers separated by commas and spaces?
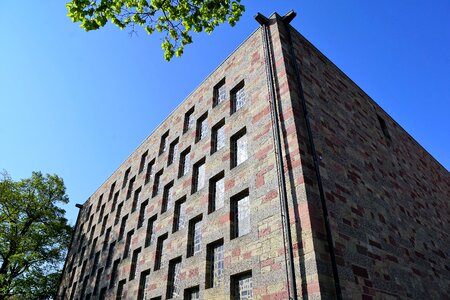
58, 11, 450, 300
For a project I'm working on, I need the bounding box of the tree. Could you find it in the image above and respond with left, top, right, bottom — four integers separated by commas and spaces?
0, 171, 72, 300
66, 0, 245, 60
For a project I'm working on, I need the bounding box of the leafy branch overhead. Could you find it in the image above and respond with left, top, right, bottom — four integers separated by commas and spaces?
67, 0, 246, 60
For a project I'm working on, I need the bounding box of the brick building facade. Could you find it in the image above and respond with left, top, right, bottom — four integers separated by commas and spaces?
58, 12, 450, 300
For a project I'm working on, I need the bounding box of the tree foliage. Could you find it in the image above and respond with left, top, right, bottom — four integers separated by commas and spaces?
0, 171, 72, 300
66, 0, 245, 60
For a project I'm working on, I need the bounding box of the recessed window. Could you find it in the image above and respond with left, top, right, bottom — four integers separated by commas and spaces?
196, 112, 208, 143
122, 167, 131, 189
166, 257, 182, 299
126, 176, 136, 200
123, 229, 134, 259
69, 281, 77, 300
231, 271, 253, 300
89, 224, 96, 241
145, 158, 155, 185
116, 279, 126, 300
145, 215, 157, 248
106, 241, 116, 268
103, 227, 111, 251
131, 186, 142, 213
211, 119, 226, 154
79, 246, 86, 266
231, 128, 248, 168
115, 202, 123, 226
192, 158, 206, 194
213, 78, 226, 107
209, 171, 225, 213
80, 276, 88, 299
93, 267, 103, 295
184, 286, 200, 300
88, 215, 94, 234
172, 196, 186, 232
108, 181, 116, 201
137, 269, 151, 300
152, 169, 164, 197
118, 214, 128, 241
91, 251, 100, 276
168, 138, 179, 166
111, 191, 120, 212
178, 147, 191, 178
154, 233, 168, 271
129, 247, 142, 281
100, 214, 108, 235
377, 114, 391, 141
90, 237, 97, 259
183, 106, 195, 134
98, 203, 106, 224
159, 130, 169, 155
230, 80, 246, 114
110, 259, 120, 288
187, 215, 203, 257
139, 150, 148, 174
99, 287, 107, 300
206, 239, 224, 288
96, 194, 104, 213
162, 181, 175, 213
231, 189, 250, 239
137, 199, 149, 229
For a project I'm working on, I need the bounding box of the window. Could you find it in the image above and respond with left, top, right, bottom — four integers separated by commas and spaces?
145, 215, 157, 248
159, 130, 169, 155
80, 259, 87, 277
152, 169, 163, 197
137, 269, 151, 300
80, 276, 89, 299
111, 191, 120, 212
172, 197, 186, 232
118, 214, 128, 241
209, 171, 225, 213
213, 78, 226, 107
116, 279, 126, 300
195, 112, 208, 142
206, 239, 224, 288
231, 271, 253, 300
100, 215, 108, 236
211, 119, 226, 154
126, 176, 136, 200
130, 247, 142, 280
98, 204, 106, 224
139, 150, 148, 174
93, 267, 103, 295
231, 190, 250, 239
187, 215, 203, 257
90, 237, 98, 259
108, 181, 116, 201
192, 158, 206, 194
166, 257, 182, 299
89, 225, 96, 241
168, 138, 179, 166
137, 199, 149, 228
377, 114, 391, 141
78, 246, 86, 266
115, 202, 123, 226
231, 128, 248, 168
103, 227, 111, 251
122, 167, 131, 189
96, 194, 104, 212
145, 159, 155, 185
154, 233, 168, 270
131, 186, 142, 213
161, 181, 174, 213
183, 106, 195, 133
231, 80, 246, 114
91, 251, 100, 276
99, 287, 107, 300
110, 259, 120, 288
106, 241, 116, 268
123, 229, 134, 259
69, 281, 77, 300
88, 215, 94, 233
178, 147, 191, 178
184, 286, 200, 300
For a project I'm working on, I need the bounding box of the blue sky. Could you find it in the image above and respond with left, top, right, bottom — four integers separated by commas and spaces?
1, 1, 449, 225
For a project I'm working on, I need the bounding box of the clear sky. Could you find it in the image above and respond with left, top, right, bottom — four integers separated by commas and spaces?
1, 1, 449, 225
